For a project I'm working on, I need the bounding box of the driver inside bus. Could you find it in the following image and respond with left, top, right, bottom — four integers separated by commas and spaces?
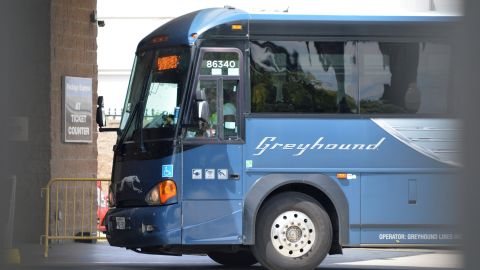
144, 111, 174, 128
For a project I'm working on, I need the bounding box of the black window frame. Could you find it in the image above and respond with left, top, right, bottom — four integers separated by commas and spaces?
182, 47, 245, 144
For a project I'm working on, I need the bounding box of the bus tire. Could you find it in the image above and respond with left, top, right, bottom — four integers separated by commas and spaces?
207, 250, 257, 266
251, 192, 332, 270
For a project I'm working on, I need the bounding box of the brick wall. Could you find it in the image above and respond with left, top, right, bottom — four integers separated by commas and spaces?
48, 0, 99, 238
50, 0, 98, 180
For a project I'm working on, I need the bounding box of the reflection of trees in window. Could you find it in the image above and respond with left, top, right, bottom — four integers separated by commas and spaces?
250, 40, 356, 113
250, 41, 290, 112
251, 40, 449, 115
359, 42, 421, 114
312, 42, 345, 103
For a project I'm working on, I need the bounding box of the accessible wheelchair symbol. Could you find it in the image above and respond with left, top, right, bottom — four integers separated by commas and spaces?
162, 165, 174, 178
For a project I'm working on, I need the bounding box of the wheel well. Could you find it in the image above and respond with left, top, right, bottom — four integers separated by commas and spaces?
263, 183, 342, 255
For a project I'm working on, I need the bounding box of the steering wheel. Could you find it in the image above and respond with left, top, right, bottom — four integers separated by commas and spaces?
145, 111, 170, 128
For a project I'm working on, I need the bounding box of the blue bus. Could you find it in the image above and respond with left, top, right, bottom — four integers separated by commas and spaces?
97, 7, 461, 270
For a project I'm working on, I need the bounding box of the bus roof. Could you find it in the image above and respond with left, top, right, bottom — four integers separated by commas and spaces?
137, 7, 459, 51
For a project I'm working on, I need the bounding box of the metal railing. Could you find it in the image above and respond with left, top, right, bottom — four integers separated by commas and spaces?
41, 178, 110, 258
105, 107, 122, 119
105, 107, 164, 119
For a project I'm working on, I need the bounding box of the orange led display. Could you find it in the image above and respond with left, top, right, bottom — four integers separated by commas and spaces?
157, 55, 179, 71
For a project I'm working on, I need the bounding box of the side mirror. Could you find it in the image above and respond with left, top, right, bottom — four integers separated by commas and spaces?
193, 100, 210, 124
197, 101, 210, 123
96, 96, 106, 127
196, 88, 207, 101
193, 89, 210, 124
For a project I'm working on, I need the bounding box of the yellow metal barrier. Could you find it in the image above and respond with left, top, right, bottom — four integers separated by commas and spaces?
41, 178, 110, 258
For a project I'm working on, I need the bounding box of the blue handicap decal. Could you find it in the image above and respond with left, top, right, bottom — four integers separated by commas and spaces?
162, 165, 174, 178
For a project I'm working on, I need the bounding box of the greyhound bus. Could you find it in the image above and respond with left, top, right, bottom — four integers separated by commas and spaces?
97, 7, 461, 270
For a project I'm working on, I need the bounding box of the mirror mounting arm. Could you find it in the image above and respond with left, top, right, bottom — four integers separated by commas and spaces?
99, 127, 119, 132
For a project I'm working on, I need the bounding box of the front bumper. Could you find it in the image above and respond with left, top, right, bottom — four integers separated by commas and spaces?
106, 204, 181, 248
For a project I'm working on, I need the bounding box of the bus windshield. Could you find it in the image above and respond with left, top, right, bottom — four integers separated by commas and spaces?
118, 47, 191, 142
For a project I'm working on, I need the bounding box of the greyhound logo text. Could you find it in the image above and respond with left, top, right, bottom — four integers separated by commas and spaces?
253, 137, 386, 156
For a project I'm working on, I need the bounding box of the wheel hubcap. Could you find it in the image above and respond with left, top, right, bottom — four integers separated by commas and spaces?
286, 226, 302, 242
270, 211, 315, 257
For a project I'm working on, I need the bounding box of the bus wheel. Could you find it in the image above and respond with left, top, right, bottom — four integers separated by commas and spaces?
207, 250, 257, 266
251, 192, 332, 270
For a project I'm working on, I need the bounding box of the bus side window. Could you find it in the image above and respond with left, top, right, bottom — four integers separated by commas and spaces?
250, 40, 358, 114
358, 41, 450, 114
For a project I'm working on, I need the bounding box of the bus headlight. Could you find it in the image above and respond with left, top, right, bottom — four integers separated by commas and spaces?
145, 180, 177, 205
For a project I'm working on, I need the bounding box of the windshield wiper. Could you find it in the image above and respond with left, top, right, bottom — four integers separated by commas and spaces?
138, 102, 147, 153
115, 103, 140, 154
115, 101, 148, 154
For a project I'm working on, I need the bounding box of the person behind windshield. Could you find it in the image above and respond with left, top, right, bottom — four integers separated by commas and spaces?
144, 111, 174, 128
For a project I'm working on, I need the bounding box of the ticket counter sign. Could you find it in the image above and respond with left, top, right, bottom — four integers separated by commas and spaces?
63, 76, 92, 143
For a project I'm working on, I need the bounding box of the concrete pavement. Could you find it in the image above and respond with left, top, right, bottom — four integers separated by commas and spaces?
6, 241, 463, 270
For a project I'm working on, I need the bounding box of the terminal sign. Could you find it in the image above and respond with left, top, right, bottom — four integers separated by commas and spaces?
63, 76, 92, 143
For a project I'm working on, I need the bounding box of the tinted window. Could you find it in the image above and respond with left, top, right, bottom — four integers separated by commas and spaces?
250, 40, 451, 115
250, 41, 358, 113
359, 42, 451, 114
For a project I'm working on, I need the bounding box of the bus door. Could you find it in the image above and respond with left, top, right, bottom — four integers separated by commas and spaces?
180, 48, 245, 244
